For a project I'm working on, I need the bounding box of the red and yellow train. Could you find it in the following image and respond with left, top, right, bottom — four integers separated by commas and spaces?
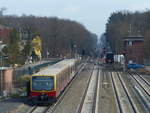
27, 59, 78, 104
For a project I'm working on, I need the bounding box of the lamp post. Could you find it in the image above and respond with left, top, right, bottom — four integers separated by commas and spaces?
0, 56, 2, 96
74, 44, 77, 59
47, 51, 49, 59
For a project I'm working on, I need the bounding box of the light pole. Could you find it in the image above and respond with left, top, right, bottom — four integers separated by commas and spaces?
74, 44, 77, 59
47, 51, 49, 59
0, 56, 3, 96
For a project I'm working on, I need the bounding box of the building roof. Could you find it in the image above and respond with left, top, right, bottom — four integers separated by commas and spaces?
124, 36, 144, 42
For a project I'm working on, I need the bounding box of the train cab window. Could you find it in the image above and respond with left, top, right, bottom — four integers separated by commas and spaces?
32, 76, 54, 91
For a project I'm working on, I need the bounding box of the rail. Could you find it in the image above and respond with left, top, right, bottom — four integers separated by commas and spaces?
76, 65, 99, 113
111, 72, 139, 113
127, 71, 150, 112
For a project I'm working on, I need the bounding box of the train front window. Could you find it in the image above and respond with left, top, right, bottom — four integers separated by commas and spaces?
32, 76, 54, 91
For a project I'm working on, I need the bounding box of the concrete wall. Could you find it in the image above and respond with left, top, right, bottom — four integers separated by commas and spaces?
3, 68, 13, 93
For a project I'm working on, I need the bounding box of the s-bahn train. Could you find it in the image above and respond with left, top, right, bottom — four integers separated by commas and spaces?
27, 59, 79, 104
105, 52, 114, 64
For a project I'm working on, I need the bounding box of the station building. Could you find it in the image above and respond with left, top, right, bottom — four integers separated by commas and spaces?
124, 36, 144, 64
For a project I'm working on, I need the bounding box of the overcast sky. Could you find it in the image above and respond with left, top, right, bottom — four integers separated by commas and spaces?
0, 0, 150, 37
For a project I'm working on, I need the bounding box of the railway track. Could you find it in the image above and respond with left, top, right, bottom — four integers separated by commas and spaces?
138, 74, 150, 87
98, 69, 119, 113
27, 106, 50, 113
110, 72, 122, 113
26, 63, 87, 113
127, 71, 150, 112
111, 72, 139, 113
128, 71, 150, 96
76, 65, 99, 113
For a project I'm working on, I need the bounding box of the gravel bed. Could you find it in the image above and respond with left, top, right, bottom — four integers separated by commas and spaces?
121, 72, 146, 113
53, 63, 93, 113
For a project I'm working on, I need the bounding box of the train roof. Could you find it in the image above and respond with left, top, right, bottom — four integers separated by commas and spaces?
33, 59, 77, 76
106, 52, 113, 54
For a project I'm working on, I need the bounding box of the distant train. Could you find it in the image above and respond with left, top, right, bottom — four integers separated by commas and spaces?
27, 59, 79, 104
105, 52, 114, 64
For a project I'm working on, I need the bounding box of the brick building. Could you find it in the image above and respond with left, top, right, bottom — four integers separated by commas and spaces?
0, 24, 11, 43
124, 36, 144, 64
